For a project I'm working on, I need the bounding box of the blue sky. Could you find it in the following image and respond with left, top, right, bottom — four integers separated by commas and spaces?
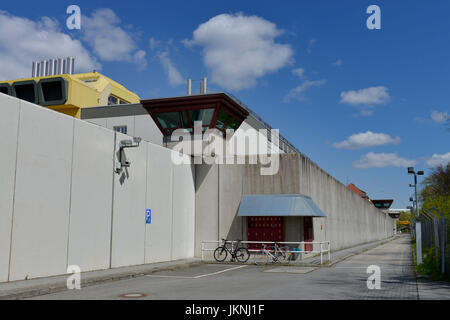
1, 0, 449, 207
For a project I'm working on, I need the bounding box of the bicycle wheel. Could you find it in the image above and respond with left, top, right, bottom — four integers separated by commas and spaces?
277, 246, 288, 261
235, 247, 250, 263
214, 246, 228, 262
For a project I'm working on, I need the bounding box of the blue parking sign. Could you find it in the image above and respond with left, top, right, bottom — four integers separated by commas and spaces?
146, 209, 151, 224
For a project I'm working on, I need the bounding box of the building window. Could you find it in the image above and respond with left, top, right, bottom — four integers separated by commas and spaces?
186, 108, 215, 126
108, 95, 118, 105
216, 110, 228, 129
113, 125, 127, 134
155, 112, 181, 129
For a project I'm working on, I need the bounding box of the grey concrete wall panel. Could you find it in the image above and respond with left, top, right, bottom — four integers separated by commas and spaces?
172, 161, 196, 260
296, 154, 395, 251
145, 144, 174, 263
194, 164, 219, 256
242, 154, 300, 195
219, 164, 244, 241
86, 118, 107, 127
134, 115, 163, 146
106, 116, 135, 137
67, 120, 115, 272
195, 153, 395, 257
9, 101, 74, 281
0, 94, 20, 282
111, 133, 147, 268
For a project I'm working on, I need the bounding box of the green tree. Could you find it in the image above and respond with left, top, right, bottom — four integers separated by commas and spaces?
420, 163, 450, 218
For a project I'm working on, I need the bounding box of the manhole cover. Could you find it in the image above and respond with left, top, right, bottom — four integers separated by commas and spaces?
119, 293, 147, 298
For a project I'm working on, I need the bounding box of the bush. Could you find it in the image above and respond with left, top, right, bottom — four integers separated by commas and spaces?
416, 246, 442, 279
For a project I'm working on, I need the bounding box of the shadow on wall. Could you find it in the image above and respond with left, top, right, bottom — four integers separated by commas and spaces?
225, 211, 244, 241
195, 163, 213, 192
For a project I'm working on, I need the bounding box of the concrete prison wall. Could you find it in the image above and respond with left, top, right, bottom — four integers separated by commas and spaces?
0, 91, 395, 283
0, 93, 194, 283
195, 154, 395, 256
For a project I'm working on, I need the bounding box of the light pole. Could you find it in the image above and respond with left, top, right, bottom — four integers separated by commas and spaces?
408, 167, 424, 265
408, 167, 424, 218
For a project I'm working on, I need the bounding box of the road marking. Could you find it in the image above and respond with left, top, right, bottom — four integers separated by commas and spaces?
193, 265, 248, 278
145, 265, 248, 280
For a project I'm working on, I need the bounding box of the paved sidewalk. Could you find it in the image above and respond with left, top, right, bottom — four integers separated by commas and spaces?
416, 279, 450, 299
0, 258, 201, 300
303, 235, 400, 265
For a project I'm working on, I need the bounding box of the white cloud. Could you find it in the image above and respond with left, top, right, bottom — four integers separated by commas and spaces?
430, 110, 449, 123
158, 51, 183, 86
340, 86, 390, 116
148, 37, 183, 86
149, 37, 161, 50
82, 9, 146, 68
353, 152, 416, 169
292, 68, 305, 79
284, 79, 327, 102
0, 11, 99, 80
340, 86, 390, 106
307, 38, 316, 54
133, 50, 147, 70
185, 13, 293, 90
425, 152, 450, 167
332, 59, 342, 66
333, 131, 400, 149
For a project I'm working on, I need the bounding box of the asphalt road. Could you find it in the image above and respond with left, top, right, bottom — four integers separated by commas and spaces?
28, 235, 449, 300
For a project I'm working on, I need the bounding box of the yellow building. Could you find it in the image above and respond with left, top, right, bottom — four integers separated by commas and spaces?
0, 72, 140, 118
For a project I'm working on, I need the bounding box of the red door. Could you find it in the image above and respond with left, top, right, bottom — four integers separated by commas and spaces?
304, 217, 313, 252
247, 216, 284, 250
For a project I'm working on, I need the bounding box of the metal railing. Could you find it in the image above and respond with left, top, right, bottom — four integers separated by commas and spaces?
201, 240, 331, 265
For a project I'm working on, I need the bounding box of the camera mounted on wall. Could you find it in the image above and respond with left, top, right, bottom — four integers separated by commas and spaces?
115, 137, 142, 174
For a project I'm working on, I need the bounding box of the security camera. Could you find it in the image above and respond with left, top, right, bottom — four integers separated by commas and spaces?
120, 140, 133, 147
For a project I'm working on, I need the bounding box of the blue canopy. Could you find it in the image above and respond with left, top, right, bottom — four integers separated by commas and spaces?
237, 194, 326, 217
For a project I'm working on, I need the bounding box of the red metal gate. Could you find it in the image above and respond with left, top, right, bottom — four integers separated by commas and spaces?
247, 216, 284, 250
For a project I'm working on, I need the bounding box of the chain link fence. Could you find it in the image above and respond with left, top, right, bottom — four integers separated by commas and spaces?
413, 208, 448, 276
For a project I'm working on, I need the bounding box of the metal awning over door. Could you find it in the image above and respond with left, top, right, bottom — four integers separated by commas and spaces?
237, 194, 326, 217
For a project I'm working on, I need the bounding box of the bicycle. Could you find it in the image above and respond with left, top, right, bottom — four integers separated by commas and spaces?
273, 242, 289, 262
261, 242, 289, 263
214, 239, 250, 263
